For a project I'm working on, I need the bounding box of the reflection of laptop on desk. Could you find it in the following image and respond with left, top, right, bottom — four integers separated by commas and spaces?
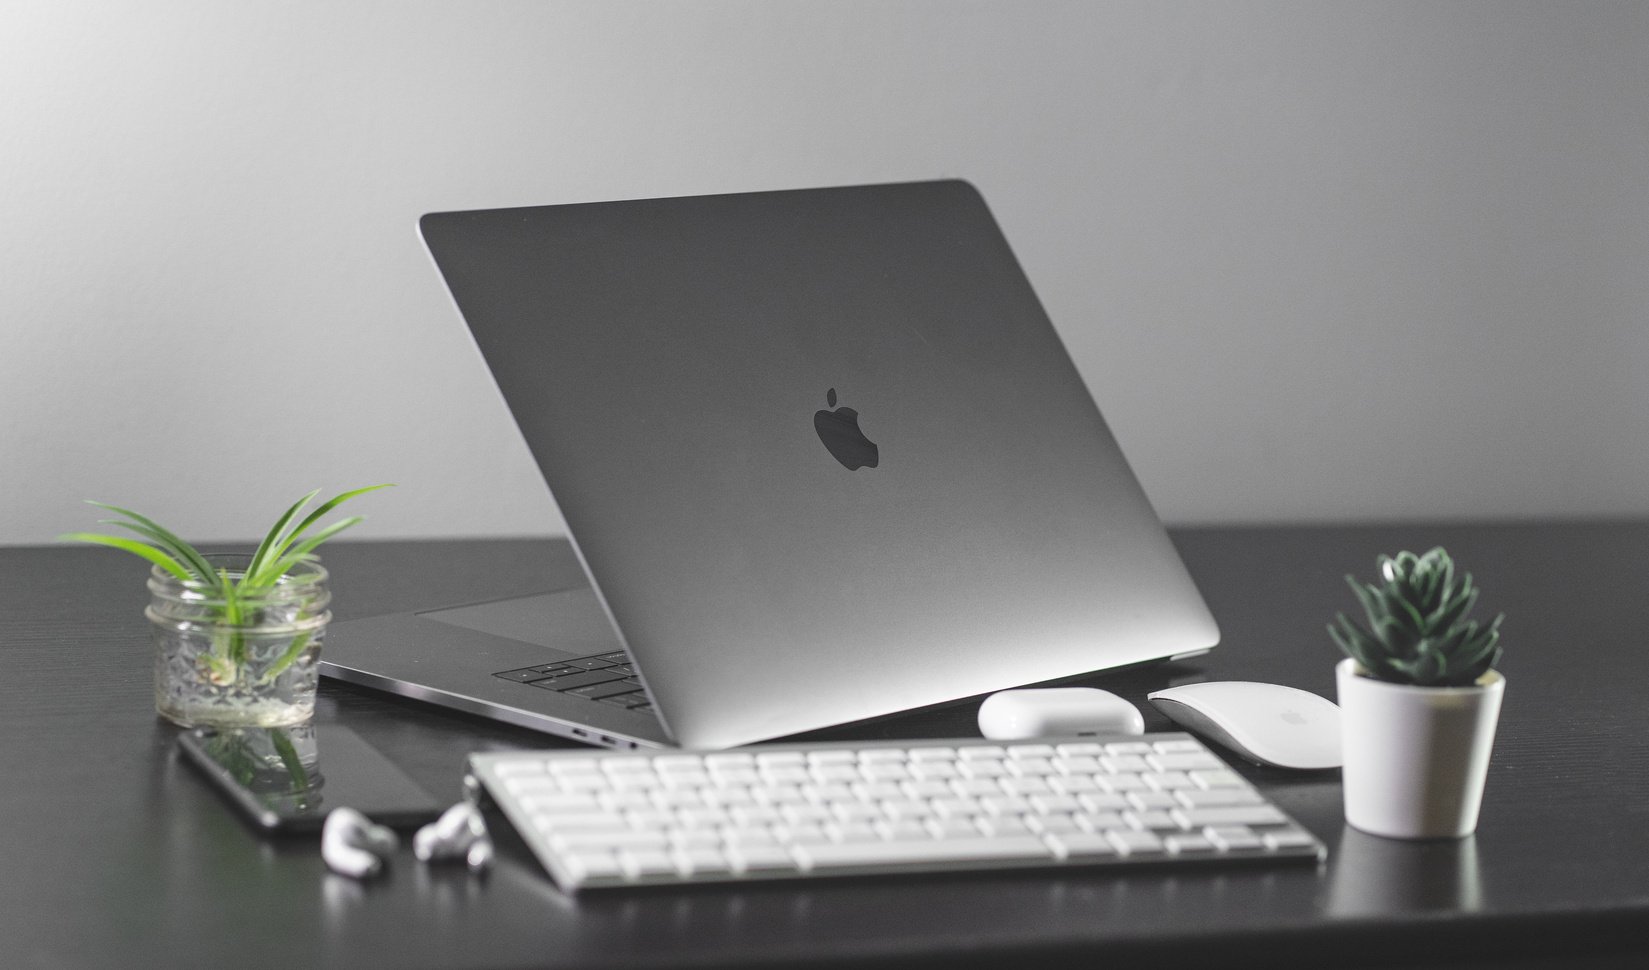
320, 180, 1217, 750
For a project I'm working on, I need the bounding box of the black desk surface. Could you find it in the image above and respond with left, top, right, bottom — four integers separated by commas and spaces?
5, 522, 1648, 969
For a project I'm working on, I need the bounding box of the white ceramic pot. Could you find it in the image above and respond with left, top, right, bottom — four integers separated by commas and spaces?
1336, 658, 1505, 840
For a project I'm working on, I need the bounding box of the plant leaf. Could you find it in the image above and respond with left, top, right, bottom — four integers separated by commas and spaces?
1428, 582, 1478, 633
269, 728, 311, 793
1379, 586, 1427, 640
263, 516, 364, 581
259, 485, 393, 580
1452, 615, 1503, 679
1349, 577, 1384, 629
58, 533, 194, 582
258, 632, 314, 686
84, 502, 218, 584
244, 489, 320, 588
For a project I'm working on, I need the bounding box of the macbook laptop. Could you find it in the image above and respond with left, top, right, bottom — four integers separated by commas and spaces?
320, 180, 1217, 750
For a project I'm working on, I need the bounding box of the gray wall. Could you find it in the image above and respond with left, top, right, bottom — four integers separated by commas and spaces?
4, 1, 1646, 545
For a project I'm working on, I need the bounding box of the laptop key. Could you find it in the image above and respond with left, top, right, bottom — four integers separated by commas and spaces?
565, 658, 617, 670
598, 693, 644, 708
529, 669, 629, 691
495, 668, 556, 683
569, 681, 644, 700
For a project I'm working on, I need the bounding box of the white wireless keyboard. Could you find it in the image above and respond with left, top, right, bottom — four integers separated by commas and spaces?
467, 733, 1325, 892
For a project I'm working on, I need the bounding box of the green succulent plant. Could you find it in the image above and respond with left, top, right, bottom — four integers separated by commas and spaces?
1329, 547, 1503, 688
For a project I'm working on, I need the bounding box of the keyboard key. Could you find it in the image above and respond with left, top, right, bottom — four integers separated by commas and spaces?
562, 851, 624, 882
530, 669, 629, 692
908, 747, 956, 761
502, 774, 563, 795
1127, 810, 1183, 831
1105, 742, 1154, 755
1152, 739, 1206, 753
1006, 744, 1056, 759
672, 847, 732, 876
978, 815, 1034, 838
1175, 788, 1264, 808
1055, 742, 1105, 757
858, 748, 906, 763
1149, 752, 1224, 772
910, 762, 959, 780
537, 811, 630, 834
1046, 832, 1119, 860
1106, 829, 1166, 856
569, 681, 645, 700
861, 764, 911, 782
618, 849, 677, 878
491, 756, 549, 775
1051, 775, 1100, 794
565, 657, 617, 670
1165, 834, 1218, 855
1030, 794, 1082, 814
495, 668, 556, 683
755, 751, 806, 768
555, 830, 670, 852
1263, 829, 1320, 851
796, 836, 1052, 871
807, 750, 858, 766
1145, 771, 1195, 791
998, 777, 1052, 796
1025, 813, 1081, 835
1126, 791, 1179, 811
1171, 806, 1287, 829
517, 792, 600, 813
925, 817, 984, 839
726, 845, 798, 874
1205, 826, 1263, 851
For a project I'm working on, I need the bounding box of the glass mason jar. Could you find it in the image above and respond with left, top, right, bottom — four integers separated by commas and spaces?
147, 554, 331, 728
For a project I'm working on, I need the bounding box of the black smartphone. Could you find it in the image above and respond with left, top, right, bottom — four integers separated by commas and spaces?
178, 724, 445, 833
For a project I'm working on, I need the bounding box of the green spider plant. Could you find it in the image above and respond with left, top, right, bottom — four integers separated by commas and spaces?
62, 485, 391, 684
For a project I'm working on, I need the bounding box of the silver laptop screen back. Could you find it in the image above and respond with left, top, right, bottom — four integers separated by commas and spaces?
420, 180, 1216, 748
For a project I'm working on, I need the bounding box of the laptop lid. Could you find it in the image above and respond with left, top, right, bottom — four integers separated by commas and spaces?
417, 180, 1217, 749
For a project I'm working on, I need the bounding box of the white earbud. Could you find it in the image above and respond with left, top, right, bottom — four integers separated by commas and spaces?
322, 807, 399, 880
414, 802, 492, 872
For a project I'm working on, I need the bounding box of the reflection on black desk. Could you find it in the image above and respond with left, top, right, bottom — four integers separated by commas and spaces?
4, 522, 1648, 969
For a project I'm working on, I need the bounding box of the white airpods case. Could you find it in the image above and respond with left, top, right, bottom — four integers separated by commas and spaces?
976, 687, 1145, 740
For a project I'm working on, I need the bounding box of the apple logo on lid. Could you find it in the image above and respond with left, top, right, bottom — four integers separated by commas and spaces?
813, 388, 879, 470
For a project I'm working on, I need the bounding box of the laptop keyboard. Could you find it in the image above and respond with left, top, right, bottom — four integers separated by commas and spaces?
494, 653, 654, 714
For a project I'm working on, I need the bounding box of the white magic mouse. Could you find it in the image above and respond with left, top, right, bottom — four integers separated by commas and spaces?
977, 687, 1145, 740
1147, 681, 1342, 770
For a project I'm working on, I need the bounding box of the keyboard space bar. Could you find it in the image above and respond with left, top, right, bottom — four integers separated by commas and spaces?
795, 837, 1053, 872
